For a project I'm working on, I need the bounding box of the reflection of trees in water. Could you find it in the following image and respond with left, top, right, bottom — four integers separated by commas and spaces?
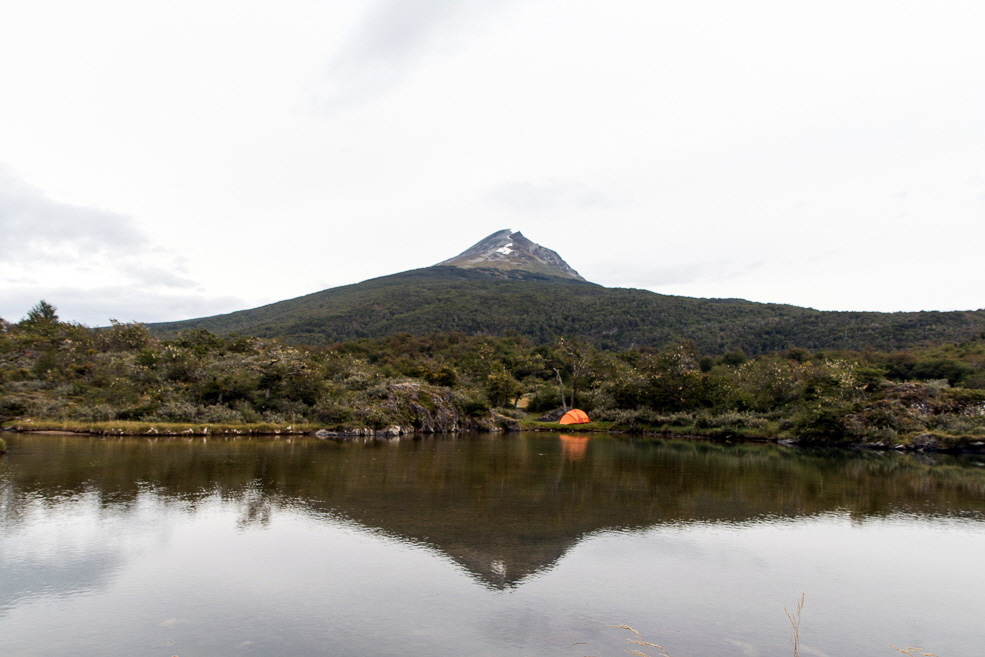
3, 433, 985, 587
236, 485, 274, 529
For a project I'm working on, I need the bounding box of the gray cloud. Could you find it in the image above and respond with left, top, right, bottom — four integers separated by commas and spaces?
0, 164, 223, 326
317, 0, 510, 110
0, 540, 124, 612
120, 262, 198, 289
346, 0, 463, 62
488, 181, 628, 214
1, 285, 249, 326
0, 165, 146, 258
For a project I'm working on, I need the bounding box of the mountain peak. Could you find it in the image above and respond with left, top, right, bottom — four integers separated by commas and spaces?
437, 229, 585, 281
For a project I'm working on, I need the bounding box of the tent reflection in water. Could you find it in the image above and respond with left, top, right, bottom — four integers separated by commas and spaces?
559, 434, 590, 461
559, 409, 590, 425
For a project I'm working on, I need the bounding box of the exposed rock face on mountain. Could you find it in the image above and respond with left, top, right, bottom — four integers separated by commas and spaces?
438, 229, 585, 281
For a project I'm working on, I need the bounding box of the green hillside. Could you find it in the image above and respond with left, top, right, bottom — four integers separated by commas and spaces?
149, 266, 985, 355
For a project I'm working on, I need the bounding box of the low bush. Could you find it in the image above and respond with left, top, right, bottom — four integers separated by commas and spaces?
4, 310, 985, 445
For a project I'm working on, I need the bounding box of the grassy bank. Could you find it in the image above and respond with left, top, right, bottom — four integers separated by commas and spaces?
2, 419, 318, 436
6, 414, 984, 453
518, 410, 985, 452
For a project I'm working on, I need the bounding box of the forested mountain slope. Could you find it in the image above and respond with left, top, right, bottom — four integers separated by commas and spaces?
149, 266, 985, 355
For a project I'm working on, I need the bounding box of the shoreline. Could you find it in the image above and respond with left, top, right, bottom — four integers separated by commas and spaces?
5, 421, 985, 454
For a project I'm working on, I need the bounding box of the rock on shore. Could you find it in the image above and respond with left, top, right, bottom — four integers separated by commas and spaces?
315, 382, 519, 439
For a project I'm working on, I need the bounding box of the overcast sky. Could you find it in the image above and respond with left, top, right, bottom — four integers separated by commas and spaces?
2, 0, 983, 326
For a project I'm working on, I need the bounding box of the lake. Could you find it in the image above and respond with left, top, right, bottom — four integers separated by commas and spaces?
1, 432, 984, 656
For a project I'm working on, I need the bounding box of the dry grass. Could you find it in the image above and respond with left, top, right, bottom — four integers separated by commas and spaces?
785, 592, 805, 657
592, 595, 941, 657
3, 419, 318, 436
608, 626, 672, 657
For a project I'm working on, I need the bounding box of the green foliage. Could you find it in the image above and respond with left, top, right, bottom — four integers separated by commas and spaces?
460, 394, 491, 417
484, 370, 523, 408
909, 358, 974, 386
20, 300, 59, 328
4, 303, 985, 446
791, 402, 853, 441
145, 267, 985, 355
720, 349, 747, 367
174, 328, 227, 354
526, 383, 564, 412
98, 320, 151, 351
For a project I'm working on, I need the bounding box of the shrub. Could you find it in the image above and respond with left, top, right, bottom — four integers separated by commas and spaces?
200, 404, 243, 423
459, 394, 491, 417
694, 411, 757, 430
720, 350, 747, 367
526, 384, 563, 413
71, 404, 119, 422
173, 328, 226, 355
312, 399, 357, 425
576, 388, 616, 413
233, 400, 262, 423
791, 403, 852, 441
116, 403, 159, 421
910, 358, 974, 386
925, 414, 985, 435
353, 406, 395, 429
0, 394, 28, 419
98, 321, 151, 351
25, 396, 69, 419
151, 401, 201, 423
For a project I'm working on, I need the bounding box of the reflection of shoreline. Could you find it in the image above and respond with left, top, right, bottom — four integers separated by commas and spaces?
3, 433, 985, 590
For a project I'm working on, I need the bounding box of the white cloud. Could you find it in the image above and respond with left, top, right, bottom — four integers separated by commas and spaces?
0, 165, 145, 258
1, 0, 984, 322
315, 0, 513, 111
0, 165, 244, 325
488, 181, 628, 214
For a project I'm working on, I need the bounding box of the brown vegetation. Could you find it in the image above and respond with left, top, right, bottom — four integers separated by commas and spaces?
4, 301, 985, 447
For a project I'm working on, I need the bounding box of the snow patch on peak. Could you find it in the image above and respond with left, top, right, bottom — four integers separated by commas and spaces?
436, 228, 585, 281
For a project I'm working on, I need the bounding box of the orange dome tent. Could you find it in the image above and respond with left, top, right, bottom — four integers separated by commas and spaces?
559, 409, 590, 425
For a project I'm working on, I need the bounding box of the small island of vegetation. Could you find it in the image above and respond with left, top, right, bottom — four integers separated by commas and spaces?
3, 301, 985, 452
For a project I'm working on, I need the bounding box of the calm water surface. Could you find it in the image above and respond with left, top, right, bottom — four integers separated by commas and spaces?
1, 432, 984, 656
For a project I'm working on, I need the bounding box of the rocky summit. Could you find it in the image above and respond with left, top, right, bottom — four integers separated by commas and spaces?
437, 229, 585, 281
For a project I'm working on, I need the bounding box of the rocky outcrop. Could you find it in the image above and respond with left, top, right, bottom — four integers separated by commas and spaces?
438, 229, 585, 281
537, 408, 567, 422
315, 426, 406, 440
315, 382, 519, 439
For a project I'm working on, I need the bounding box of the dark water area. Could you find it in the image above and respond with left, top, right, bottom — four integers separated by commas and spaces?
1, 432, 984, 656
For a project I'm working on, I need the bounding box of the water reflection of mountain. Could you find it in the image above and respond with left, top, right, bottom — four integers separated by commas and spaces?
2, 433, 985, 589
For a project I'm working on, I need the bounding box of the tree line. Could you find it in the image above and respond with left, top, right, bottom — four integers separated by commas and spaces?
148, 266, 985, 354
4, 301, 985, 447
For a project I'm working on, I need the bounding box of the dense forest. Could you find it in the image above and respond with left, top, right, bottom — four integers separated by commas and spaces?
148, 267, 985, 354
4, 301, 985, 450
